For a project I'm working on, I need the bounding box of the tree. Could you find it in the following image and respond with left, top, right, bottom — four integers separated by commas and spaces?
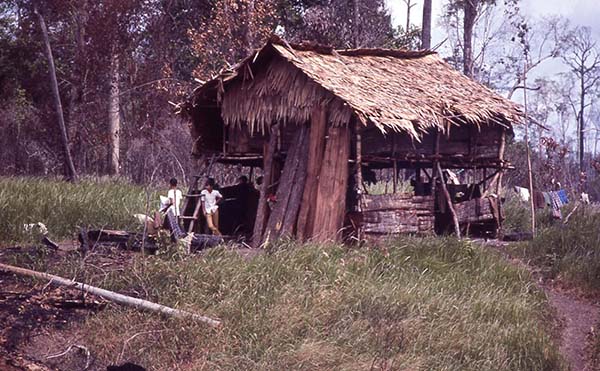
283, 0, 396, 49
421, 0, 432, 49
189, 0, 277, 79
462, 0, 477, 76
34, 5, 78, 181
402, 0, 416, 34
563, 26, 600, 172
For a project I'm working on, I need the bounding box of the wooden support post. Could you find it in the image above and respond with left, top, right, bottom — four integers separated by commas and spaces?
495, 128, 506, 195
355, 120, 364, 241
356, 120, 365, 194
495, 127, 507, 234
392, 133, 397, 193
252, 124, 279, 247
437, 162, 461, 239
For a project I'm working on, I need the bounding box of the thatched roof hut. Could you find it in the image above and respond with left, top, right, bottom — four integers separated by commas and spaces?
182, 36, 523, 244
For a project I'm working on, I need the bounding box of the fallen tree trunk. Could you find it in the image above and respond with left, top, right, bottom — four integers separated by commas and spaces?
0, 263, 220, 327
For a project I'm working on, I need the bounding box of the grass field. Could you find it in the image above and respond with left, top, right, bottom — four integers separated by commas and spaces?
7, 239, 563, 370
0, 177, 157, 244
509, 205, 600, 293
1, 177, 567, 370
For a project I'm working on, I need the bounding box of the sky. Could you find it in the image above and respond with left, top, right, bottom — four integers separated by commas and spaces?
386, 0, 600, 47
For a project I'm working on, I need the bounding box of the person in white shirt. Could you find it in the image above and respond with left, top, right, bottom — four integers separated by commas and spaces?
201, 178, 223, 235
167, 178, 183, 216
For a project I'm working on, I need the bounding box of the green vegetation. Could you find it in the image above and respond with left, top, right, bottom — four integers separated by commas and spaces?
1, 178, 569, 370
510, 206, 600, 293
11, 238, 562, 370
0, 177, 157, 244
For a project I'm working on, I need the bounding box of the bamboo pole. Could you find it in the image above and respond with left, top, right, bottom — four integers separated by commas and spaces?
355, 120, 364, 241
0, 263, 221, 327
523, 60, 536, 237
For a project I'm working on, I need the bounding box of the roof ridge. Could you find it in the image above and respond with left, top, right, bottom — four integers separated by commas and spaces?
268, 34, 436, 59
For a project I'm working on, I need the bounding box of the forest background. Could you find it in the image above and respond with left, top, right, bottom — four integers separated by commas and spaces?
2, 0, 600, 199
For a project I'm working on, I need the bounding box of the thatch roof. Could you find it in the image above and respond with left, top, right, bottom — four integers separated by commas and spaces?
186, 36, 522, 139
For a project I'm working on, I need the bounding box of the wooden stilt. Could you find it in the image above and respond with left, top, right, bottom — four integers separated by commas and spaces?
355, 120, 364, 241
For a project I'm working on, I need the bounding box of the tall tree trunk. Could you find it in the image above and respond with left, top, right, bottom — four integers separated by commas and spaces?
353, 0, 360, 48
463, 0, 477, 77
108, 51, 120, 176
405, 0, 413, 32
421, 0, 432, 49
69, 1, 88, 173
35, 6, 78, 182
579, 67, 585, 172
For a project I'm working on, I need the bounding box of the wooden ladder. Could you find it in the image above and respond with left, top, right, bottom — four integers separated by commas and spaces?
180, 175, 202, 233
180, 155, 218, 233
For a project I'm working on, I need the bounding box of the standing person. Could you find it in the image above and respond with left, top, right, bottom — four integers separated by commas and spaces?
167, 178, 183, 216
201, 178, 223, 235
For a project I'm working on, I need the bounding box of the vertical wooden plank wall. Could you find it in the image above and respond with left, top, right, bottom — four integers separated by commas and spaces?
297, 107, 327, 240
312, 125, 351, 241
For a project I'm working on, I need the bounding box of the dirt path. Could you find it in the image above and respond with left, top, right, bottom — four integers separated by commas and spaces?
483, 240, 600, 371
544, 288, 599, 371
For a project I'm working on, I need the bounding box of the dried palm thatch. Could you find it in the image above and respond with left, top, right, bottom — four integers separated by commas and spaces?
186, 36, 522, 139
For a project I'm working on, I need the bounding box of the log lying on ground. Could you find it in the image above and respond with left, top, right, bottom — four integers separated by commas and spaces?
0, 263, 221, 327
78, 229, 157, 252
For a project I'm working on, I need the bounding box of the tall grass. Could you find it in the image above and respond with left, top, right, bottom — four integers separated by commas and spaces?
502, 192, 559, 234
31, 238, 563, 370
0, 177, 158, 244
510, 206, 600, 293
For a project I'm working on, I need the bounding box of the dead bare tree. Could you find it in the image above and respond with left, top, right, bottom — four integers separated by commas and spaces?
563, 26, 600, 172
108, 50, 120, 175
34, 5, 78, 182
402, 0, 416, 34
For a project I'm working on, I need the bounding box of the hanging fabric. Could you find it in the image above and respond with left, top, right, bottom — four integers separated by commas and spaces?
542, 192, 552, 207
533, 191, 545, 209
557, 189, 569, 205
550, 192, 562, 219
514, 186, 530, 202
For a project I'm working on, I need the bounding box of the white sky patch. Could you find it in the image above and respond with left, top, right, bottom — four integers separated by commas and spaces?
386, 0, 600, 45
